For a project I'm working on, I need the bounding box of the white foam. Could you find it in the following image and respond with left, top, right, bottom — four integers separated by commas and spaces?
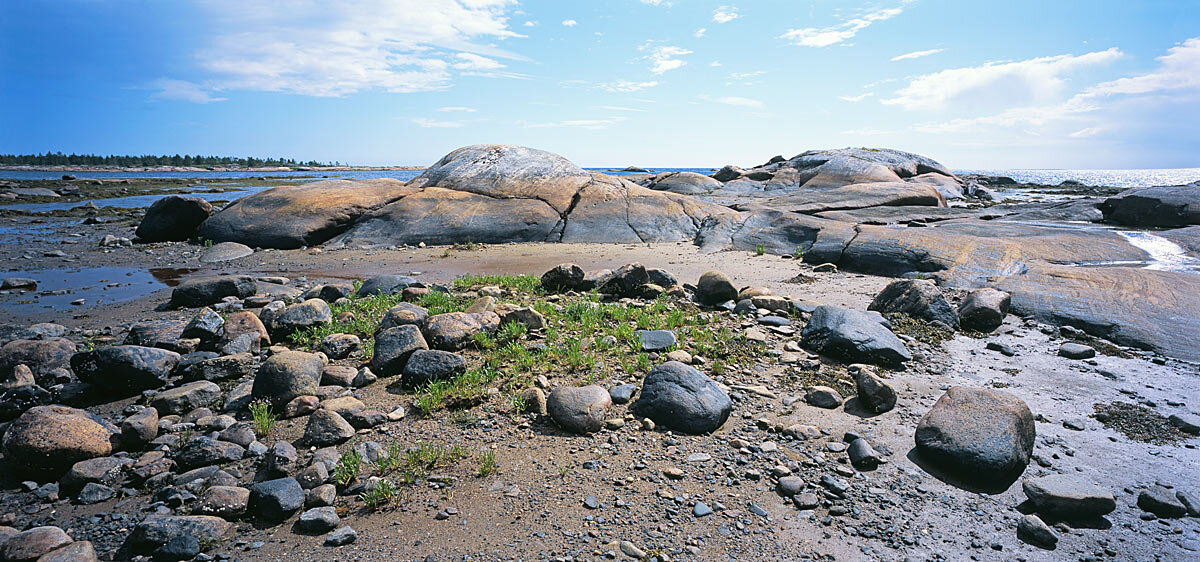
1118, 231, 1200, 273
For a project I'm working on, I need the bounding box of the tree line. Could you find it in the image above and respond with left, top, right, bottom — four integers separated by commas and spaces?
0, 152, 339, 168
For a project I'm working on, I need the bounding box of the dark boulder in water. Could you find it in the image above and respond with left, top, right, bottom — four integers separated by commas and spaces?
136, 195, 212, 242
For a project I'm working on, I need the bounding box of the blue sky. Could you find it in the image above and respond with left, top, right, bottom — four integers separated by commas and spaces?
2, 0, 1198, 169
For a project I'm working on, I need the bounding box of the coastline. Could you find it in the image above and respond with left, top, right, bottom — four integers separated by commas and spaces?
0, 164, 427, 173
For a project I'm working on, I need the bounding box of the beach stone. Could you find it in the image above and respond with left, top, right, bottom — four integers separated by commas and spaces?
597, 263, 649, 297
252, 351, 322, 409
175, 437, 244, 470
0, 277, 37, 290
181, 308, 224, 342
150, 381, 222, 416
0, 526, 72, 561
185, 352, 254, 382
805, 386, 843, 409
371, 325, 428, 377
637, 330, 676, 351
0, 338, 76, 385
1138, 486, 1188, 518
378, 303, 429, 331
608, 384, 637, 405
518, 387, 547, 415
695, 270, 737, 305
60, 456, 131, 495
1, 364, 36, 391
631, 361, 731, 434
853, 366, 897, 413
1059, 343, 1096, 359
152, 535, 200, 561
776, 476, 805, 497
282, 395, 319, 418
35, 540, 97, 562
500, 307, 545, 330
170, 276, 257, 308
541, 263, 585, 292
356, 275, 418, 297
801, 305, 911, 367
1169, 413, 1200, 434
302, 409, 355, 446
199, 241, 254, 263
320, 365, 357, 387
271, 299, 332, 337
136, 195, 212, 242
324, 526, 357, 546
1022, 474, 1116, 518
126, 515, 232, 552
423, 312, 500, 351
400, 349, 466, 388
868, 279, 959, 329
120, 406, 159, 448
2, 405, 118, 478
306, 484, 337, 508
70, 345, 180, 393
547, 385, 612, 434
249, 477, 305, 522
297, 507, 340, 534
465, 296, 495, 314
958, 288, 1011, 332
76, 482, 115, 504
219, 311, 270, 350
847, 438, 881, 470
318, 333, 360, 360
1017, 514, 1058, 549
915, 386, 1035, 484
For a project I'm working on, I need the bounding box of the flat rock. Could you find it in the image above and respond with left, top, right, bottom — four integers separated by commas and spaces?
199, 241, 253, 263
1022, 474, 1116, 518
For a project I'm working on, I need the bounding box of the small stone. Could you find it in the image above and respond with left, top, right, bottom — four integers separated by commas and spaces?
776, 476, 804, 497
1058, 343, 1095, 360
847, 438, 880, 470
693, 502, 713, 517
583, 495, 599, 509
805, 386, 843, 409
636, 330, 677, 351
1022, 474, 1115, 518
324, 526, 357, 546
297, 506, 340, 533
1016, 514, 1058, 549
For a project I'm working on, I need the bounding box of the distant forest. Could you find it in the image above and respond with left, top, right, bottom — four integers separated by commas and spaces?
0, 152, 337, 167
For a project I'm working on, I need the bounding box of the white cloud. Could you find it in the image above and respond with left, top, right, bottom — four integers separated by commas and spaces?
524, 117, 627, 129
780, 5, 903, 47
437, 106, 476, 112
838, 92, 873, 102
523, 20, 537, 27
182, 0, 526, 97
709, 60, 722, 67
729, 70, 765, 80
1082, 37, 1200, 98
713, 6, 739, 23
694, 28, 707, 38
452, 53, 505, 70
891, 48, 943, 61
594, 105, 648, 112
639, 0, 672, 5
149, 79, 227, 104
599, 80, 659, 92
883, 48, 1123, 111
562, 19, 577, 27
704, 95, 764, 108
643, 44, 692, 74
411, 117, 465, 128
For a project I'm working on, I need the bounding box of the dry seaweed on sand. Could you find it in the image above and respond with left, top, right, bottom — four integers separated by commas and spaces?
1092, 401, 1190, 444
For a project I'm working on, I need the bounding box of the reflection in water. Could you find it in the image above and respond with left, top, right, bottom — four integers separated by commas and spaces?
0, 267, 175, 312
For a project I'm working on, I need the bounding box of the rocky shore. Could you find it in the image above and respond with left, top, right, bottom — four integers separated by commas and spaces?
0, 144, 1196, 561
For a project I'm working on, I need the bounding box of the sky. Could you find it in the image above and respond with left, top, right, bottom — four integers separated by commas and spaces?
2, 0, 1199, 169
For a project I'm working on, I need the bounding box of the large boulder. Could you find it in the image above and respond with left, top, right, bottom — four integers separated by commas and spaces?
2, 405, 119, 478
125, 515, 232, 553
958, 288, 1011, 332
149, 381, 222, 416
136, 195, 213, 242
868, 279, 960, 329
0, 526, 73, 561
641, 171, 722, 195
70, 345, 181, 393
301, 409, 355, 446
251, 351, 322, 408
170, 276, 257, 308
249, 477, 305, 522
631, 362, 731, 434
370, 325, 428, 377
800, 306, 911, 367
778, 147, 954, 189
1099, 182, 1200, 227
546, 385, 612, 434
422, 312, 500, 351
197, 179, 417, 249
695, 270, 737, 305
541, 263, 585, 292
915, 386, 1035, 485
0, 338, 76, 385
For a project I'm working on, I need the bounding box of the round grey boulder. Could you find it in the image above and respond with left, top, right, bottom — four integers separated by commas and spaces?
547, 385, 612, 434
170, 275, 257, 308
631, 361, 731, 434
251, 351, 322, 408
541, 263, 585, 292
915, 386, 1035, 485
370, 325, 429, 377
868, 279, 959, 330
249, 477, 305, 522
70, 345, 180, 393
271, 299, 332, 337
136, 195, 213, 242
695, 270, 737, 305
400, 349, 466, 389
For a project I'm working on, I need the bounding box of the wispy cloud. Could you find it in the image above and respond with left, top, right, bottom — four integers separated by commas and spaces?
522, 20, 537, 27
884, 48, 1123, 110
838, 92, 873, 102
780, 4, 904, 47
729, 70, 765, 80
709, 60, 722, 67
411, 117, 465, 128
639, 0, 672, 6
712, 6, 739, 24
701, 95, 764, 108
694, 28, 707, 38
599, 80, 659, 92
561, 19, 577, 27
524, 117, 628, 129
437, 106, 476, 112
891, 48, 943, 61
641, 44, 692, 74
594, 105, 648, 112
149, 79, 227, 104
176, 0, 525, 98
452, 53, 505, 70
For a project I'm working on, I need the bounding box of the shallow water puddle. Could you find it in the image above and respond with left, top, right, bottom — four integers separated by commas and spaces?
0, 267, 191, 311
1117, 231, 1200, 273
0, 189, 261, 212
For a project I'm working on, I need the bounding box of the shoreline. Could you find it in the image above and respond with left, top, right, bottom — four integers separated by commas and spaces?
0, 165, 427, 173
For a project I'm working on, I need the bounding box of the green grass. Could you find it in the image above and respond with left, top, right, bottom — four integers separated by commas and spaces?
478, 449, 499, 477
248, 399, 276, 437
452, 273, 542, 293
334, 449, 363, 487
359, 478, 396, 509
289, 289, 469, 350
755, 243, 766, 255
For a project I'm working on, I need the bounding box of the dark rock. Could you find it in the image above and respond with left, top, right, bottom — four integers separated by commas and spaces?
868, 279, 959, 329
297, 507, 340, 534
631, 361, 731, 434
609, 384, 637, 405
805, 386, 843, 408
853, 366, 897, 413
1099, 182, 1200, 227
120, 406, 159, 448
124, 320, 187, 349
318, 333, 360, 360
357, 275, 418, 297
170, 276, 257, 308
1138, 486, 1187, 518
251, 351, 322, 408
193, 485, 250, 519
76, 482, 116, 504
271, 299, 332, 337
801, 305, 911, 367
400, 349, 466, 388
136, 195, 213, 242
776, 476, 804, 497
1022, 474, 1116, 518
371, 325, 428, 377
70, 345, 180, 394
0, 384, 52, 421
301, 409, 355, 446
695, 270, 736, 305
249, 477, 305, 522
262, 441, 298, 477
422, 312, 499, 351
847, 438, 880, 470
0, 338, 76, 385
1169, 412, 1200, 435
151, 535, 200, 561
546, 385, 612, 434
2, 405, 118, 478
915, 386, 1035, 485
185, 353, 254, 382
175, 437, 244, 470
1059, 343, 1096, 359
597, 263, 649, 297
181, 308, 224, 342
60, 456, 131, 495
126, 515, 232, 552
541, 264, 585, 292
958, 288, 1011, 332
150, 381, 222, 416
324, 526, 357, 546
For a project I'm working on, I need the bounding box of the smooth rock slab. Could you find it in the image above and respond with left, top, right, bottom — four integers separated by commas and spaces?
631, 361, 731, 434
1138, 486, 1188, 518
1059, 343, 1096, 359
1022, 474, 1115, 519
